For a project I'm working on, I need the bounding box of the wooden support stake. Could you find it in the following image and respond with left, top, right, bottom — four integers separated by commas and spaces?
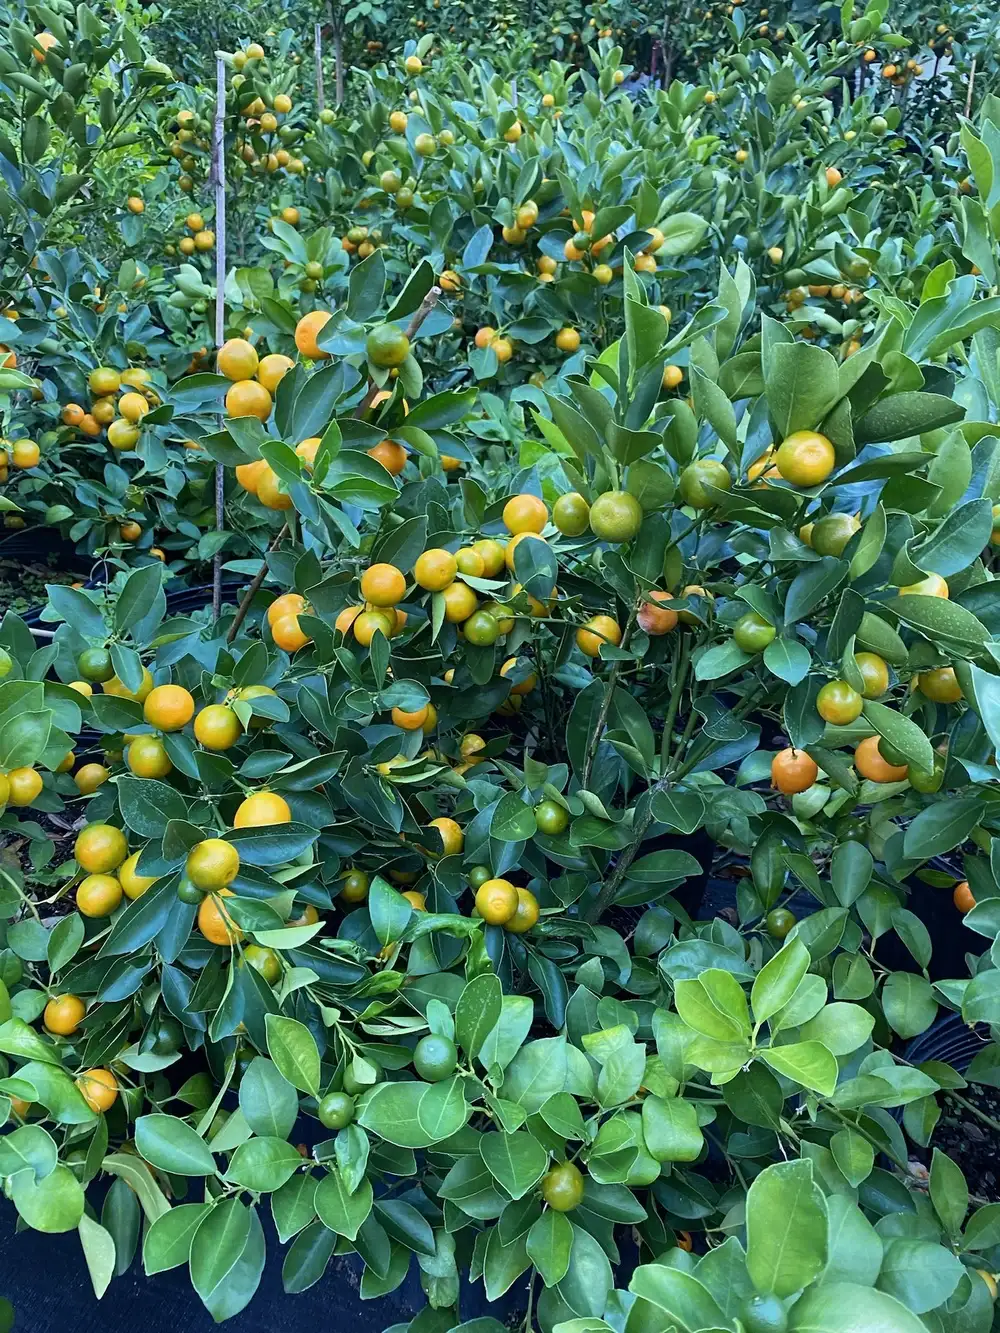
314, 22, 325, 112
212, 55, 227, 619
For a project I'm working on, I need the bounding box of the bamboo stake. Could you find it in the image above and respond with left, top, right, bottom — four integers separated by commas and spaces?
314, 22, 325, 112
212, 55, 227, 619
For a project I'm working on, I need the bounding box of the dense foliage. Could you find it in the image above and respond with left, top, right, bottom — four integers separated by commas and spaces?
3, 0, 1000, 1330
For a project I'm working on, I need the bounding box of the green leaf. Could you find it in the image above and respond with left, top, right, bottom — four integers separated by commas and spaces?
855, 392, 964, 444
881, 973, 937, 1039
766, 342, 841, 437
116, 776, 188, 836
674, 969, 750, 1042
861, 700, 934, 775
799, 1003, 875, 1056
368, 875, 413, 948
751, 939, 811, 1024
490, 791, 538, 842
265, 1015, 321, 1097
479, 1131, 548, 1199
911, 499, 994, 577
314, 1168, 373, 1240
902, 798, 985, 860
929, 1149, 967, 1237
239, 1057, 298, 1140
746, 1159, 828, 1297
526, 1209, 573, 1287
190, 1199, 265, 1322
501, 1036, 568, 1112
640, 1095, 703, 1162
135, 1114, 217, 1177
11, 1164, 85, 1233
628, 1263, 728, 1329
788, 1282, 931, 1333
759, 1042, 838, 1096
784, 558, 848, 624
114, 564, 163, 634
143, 1203, 210, 1274
78, 1213, 117, 1298
657, 212, 709, 256
456, 973, 503, 1060
829, 1129, 874, 1188
876, 1239, 964, 1314
227, 1137, 302, 1193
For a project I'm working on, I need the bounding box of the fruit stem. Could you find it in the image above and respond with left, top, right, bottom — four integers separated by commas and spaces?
225, 523, 289, 644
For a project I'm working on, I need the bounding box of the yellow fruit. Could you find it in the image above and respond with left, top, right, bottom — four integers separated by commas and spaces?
198, 888, 243, 944
234, 790, 292, 827
76, 873, 123, 917
77, 1068, 118, 1113
120, 851, 158, 899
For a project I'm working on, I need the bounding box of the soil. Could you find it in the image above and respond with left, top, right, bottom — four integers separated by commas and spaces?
923, 1084, 1000, 1201
0, 554, 81, 620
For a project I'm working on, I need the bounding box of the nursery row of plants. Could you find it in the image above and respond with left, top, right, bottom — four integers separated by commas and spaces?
3, 0, 1000, 1329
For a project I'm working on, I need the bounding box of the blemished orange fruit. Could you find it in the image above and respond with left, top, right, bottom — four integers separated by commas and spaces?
638, 591, 678, 635
76, 1068, 118, 1113
294, 310, 332, 359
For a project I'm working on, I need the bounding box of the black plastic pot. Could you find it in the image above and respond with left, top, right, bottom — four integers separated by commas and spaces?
903, 1011, 992, 1072
164, 578, 247, 616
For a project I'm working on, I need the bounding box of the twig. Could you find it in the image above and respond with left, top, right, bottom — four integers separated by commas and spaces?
352, 285, 443, 419
225, 524, 288, 643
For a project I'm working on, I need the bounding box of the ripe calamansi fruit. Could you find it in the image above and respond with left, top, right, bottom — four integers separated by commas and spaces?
367, 323, 410, 367
392, 703, 429, 730
272, 613, 310, 652
76, 874, 123, 917
217, 337, 259, 381
317, 1090, 355, 1129
361, 562, 406, 605
955, 882, 976, 914
589, 491, 643, 542
144, 683, 195, 731
917, 667, 962, 703
76, 1068, 118, 1113
43, 994, 86, 1035
898, 573, 948, 598
402, 890, 426, 911
257, 353, 294, 393
7, 767, 43, 806
475, 878, 518, 923
503, 493, 548, 534
855, 652, 889, 699
443, 582, 478, 622
120, 851, 157, 899
268, 592, 306, 626
194, 704, 242, 750
816, 680, 863, 724
500, 657, 537, 694
294, 310, 332, 359
413, 1033, 457, 1082
541, 1161, 585, 1211
353, 609, 394, 646
414, 549, 457, 591
198, 887, 243, 944
472, 539, 506, 576
187, 838, 240, 891
74, 762, 110, 795
127, 734, 172, 778
555, 326, 581, 353
234, 790, 292, 826
75, 823, 127, 874
774, 430, 836, 486
553, 493, 590, 536
226, 379, 272, 422
103, 666, 153, 702
811, 512, 859, 556
506, 886, 540, 933
576, 615, 622, 657
771, 747, 818, 794
854, 735, 908, 782
733, 612, 776, 653
679, 459, 732, 508
428, 816, 463, 855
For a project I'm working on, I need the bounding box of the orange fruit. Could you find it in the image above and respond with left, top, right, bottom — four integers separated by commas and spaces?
335, 604, 362, 636
775, 431, 836, 486
198, 887, 243, 944
899, 573, 948, 598
428, 816, 463, 855
500, 657, 537, 694
576, 615, 621, 657
77, 873, 123, 917
76, 1068, 118, 1113
360, 563, 406, 606
771, 747, 818, 794
503, 493, 548, 534
472, 539, 506, 576
368, 439, 408, 474
144, 683, 196, 731
555, 327, 581, 353
236, 458, 268, 493
854, 735, 908, 783
43, 994, 86, 1036
296, 438, 320, 469
392, 704, 429, 730
475, 879, 518, 923
217, 338, 259, 381
257, 353, 294, 393
257, 466, 293, 510
272, 613, 310, 652
75, 823, 127, 873
917, 667, 962, 703
443, 581, 477, 622
414, 549, 457, 591
267, 592, 306, 626
295, 310, 332, 359
127, 735, 172, 778
506, 887, 539, 933
402, 890, 426, 911
187, 839, 240, 891
954, 881, 976, 913
104, 667, 153, 702
6, 767, 43, 806
74, 762, 110, 795
353, 610, 394, 645
119, 851, 157, 900
226, 380, 272, 422
234, 790, 292, 827
637, 591, 678, 635
194, 704, 242, 750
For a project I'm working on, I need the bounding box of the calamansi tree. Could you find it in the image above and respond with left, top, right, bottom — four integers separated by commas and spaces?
2, 212, 1000, 1328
